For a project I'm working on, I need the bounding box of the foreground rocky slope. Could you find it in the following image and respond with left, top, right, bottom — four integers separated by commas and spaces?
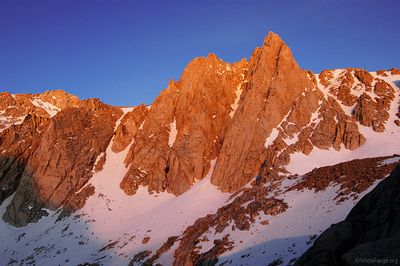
0, 32, 399, 265
297, 166, 400, 266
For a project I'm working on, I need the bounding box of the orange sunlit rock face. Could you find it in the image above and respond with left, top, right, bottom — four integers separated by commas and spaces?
211, 32, 315, 192
2, 98, 122, 227
121, 53, 247, 195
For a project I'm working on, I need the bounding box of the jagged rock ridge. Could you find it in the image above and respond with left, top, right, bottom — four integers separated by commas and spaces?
1, 32, 399, 228
119, 32, 399, 196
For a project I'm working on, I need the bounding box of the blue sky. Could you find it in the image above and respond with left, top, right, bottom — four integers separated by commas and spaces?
1, 0, 399, 106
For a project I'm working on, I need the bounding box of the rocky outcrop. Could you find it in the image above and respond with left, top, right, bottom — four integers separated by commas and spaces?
310, 97, 366, 151
37, 90, 80, 109
390, 68, 400, 75
376, 68, 400, 77
195, 235, 235, 266
353, 93, 383, 132
134, 236, 179, 266
139, 179, 288, 265
290, 155, 399, 203
318, 70, 334, 87
260, 85, 366, 171
129, 250, 152, 266
0, 90, 79, 131
0, 92, 16, 110
353, 79, 395, 132
316, 68, 396, 133
290, 93, 364, 151
2, 99, 122, 227
112, 105, 149, 153
353, 69, 374, 89
121, 54, 247, 195
296, 165, 400, 266
211, 32, 314, 192
334, 70, 358, 106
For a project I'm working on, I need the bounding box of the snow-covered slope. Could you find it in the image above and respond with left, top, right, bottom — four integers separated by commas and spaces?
209, 177, 382, 266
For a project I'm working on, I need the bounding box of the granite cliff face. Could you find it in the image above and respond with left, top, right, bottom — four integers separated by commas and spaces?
0, 114, 49, 205
0, 90, 79, 131
211, 32, 314, 192
121, 54, 247, 195
1, 97, 122, 226
119, 32, 395, 196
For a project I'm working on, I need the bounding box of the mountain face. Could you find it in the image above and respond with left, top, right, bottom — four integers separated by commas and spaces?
120, 54, 247, 195
0, 32, 399, 265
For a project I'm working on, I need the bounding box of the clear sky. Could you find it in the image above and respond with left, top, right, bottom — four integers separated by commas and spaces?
1, 0, 399, 106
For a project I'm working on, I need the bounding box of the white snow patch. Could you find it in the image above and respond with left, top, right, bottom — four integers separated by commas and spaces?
139, 120, 145, 130
229, 81, 244, 118
283, 132, 299, 146
264, 128, 279, 148
168, 118, 177, 147
121, 107, 134, 114
379, 156, 400, 166
0, 114, 26, 132
31, 98, 60, 117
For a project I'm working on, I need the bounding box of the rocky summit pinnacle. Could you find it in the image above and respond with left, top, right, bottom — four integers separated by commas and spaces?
211, 31, 314, 192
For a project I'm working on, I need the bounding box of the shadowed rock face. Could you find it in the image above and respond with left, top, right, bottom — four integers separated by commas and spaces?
0, 91, 82, 224
296, 166, 400, 266
0, 114, 50, 205
2, 99, 122, 227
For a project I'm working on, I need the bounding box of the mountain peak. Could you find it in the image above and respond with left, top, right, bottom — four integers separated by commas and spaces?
263, 31, 284, 46
206, 53, 219, 60
211, 31, 315, 192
